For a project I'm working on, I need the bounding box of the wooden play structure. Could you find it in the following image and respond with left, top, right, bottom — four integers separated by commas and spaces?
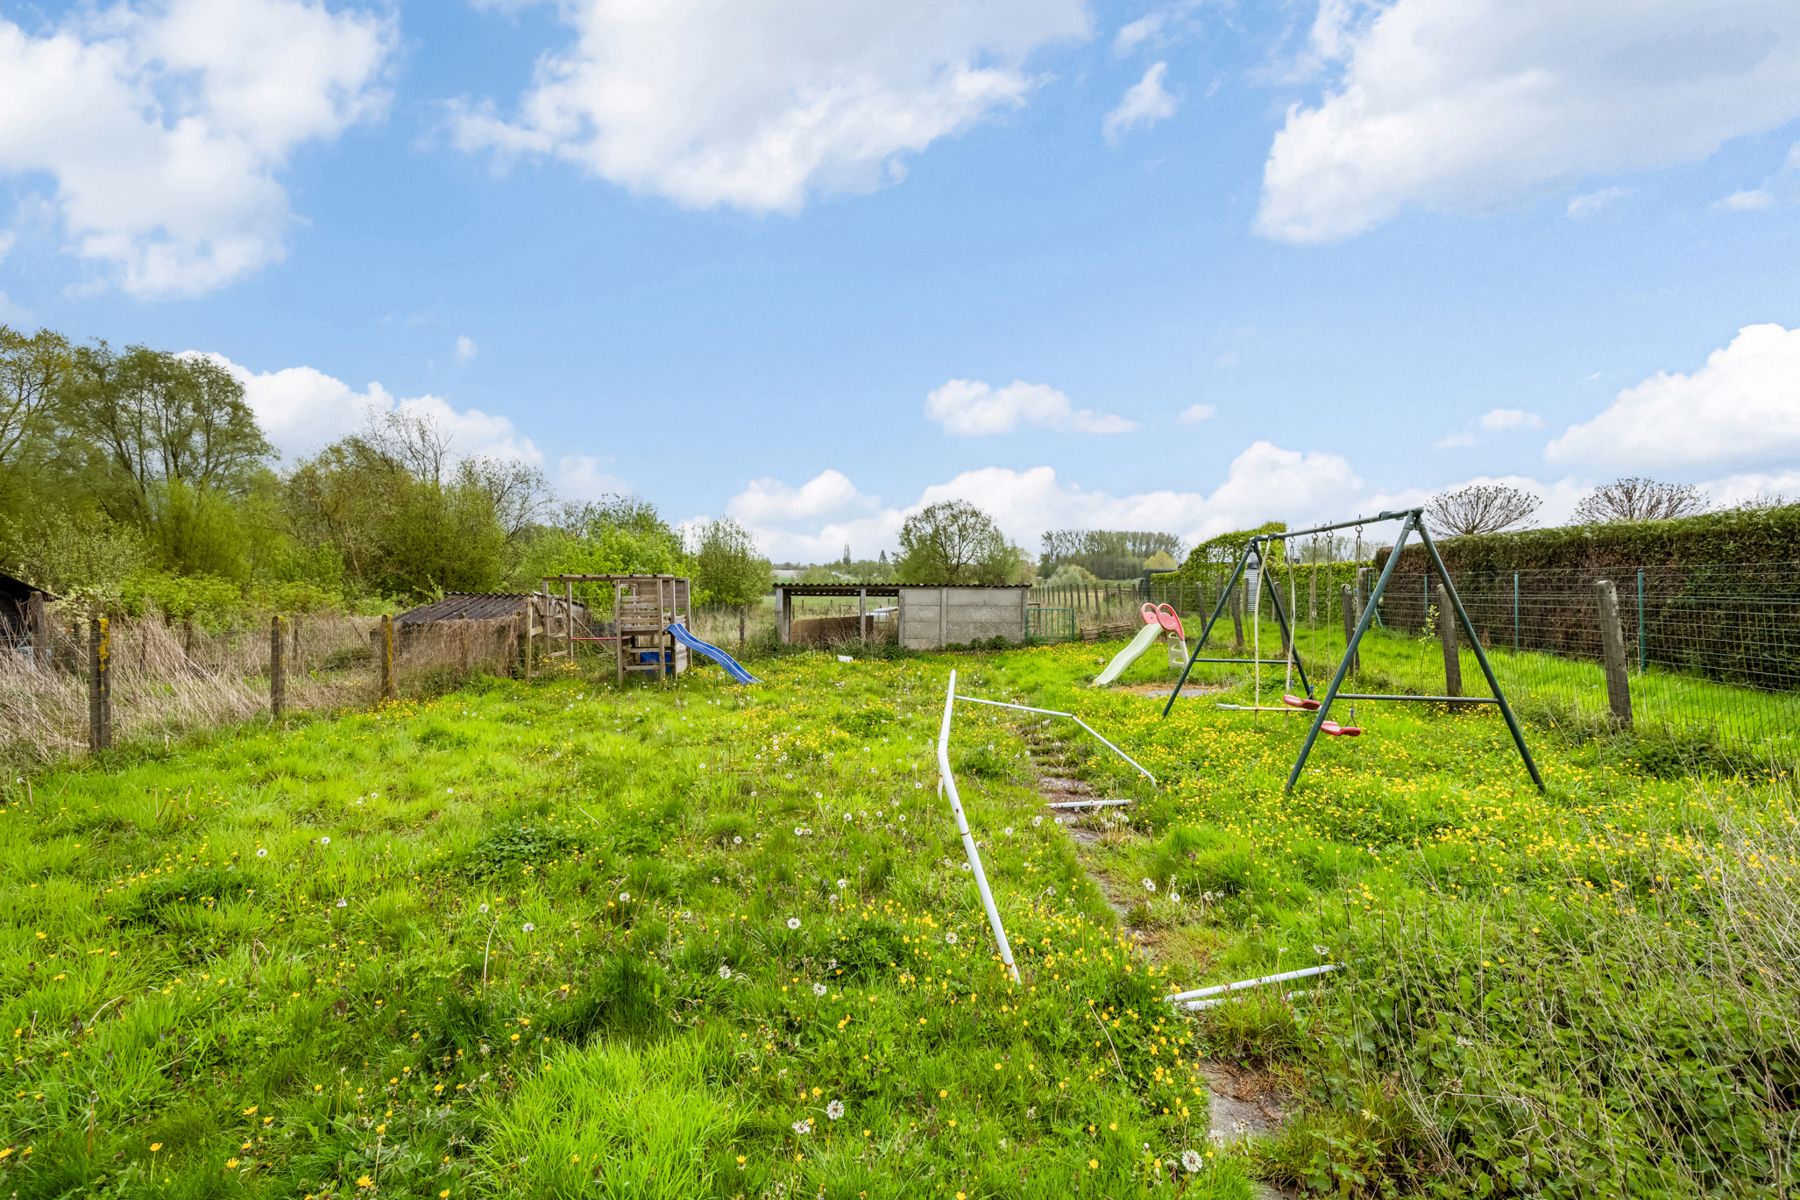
540, 574, 693, 684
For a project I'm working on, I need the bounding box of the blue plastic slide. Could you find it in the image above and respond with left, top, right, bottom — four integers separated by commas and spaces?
666, 622, 759, 684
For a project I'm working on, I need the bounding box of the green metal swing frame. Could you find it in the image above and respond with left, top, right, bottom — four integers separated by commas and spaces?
1160, 507, 1544, 793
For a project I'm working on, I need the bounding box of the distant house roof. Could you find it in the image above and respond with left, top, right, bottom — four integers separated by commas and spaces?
395, 593, 582, 626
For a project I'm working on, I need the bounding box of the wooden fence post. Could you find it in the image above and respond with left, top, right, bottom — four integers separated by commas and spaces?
1436, 583, 1461, 697
523, 602, 534, 680
1595, 580, 1632, 728
1340, 584, 1360, 673
380, 614, 397, 701
291, 615, 301, 668
270, 615, 287, 719
29, 592, 50, 672
1228, 589, 1245, 653
87, 616, 112, 752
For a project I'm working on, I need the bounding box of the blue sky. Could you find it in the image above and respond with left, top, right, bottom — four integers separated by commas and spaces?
3, 0, 1799, 559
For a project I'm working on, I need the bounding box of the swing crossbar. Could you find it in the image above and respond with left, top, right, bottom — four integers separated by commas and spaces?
1188, 657, 1293, 666
1333, 692, 1498, 704
1250, 509, 1419, 542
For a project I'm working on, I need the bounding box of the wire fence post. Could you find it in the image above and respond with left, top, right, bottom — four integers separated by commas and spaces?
1436, 583, 1462, 697
1635, 568, 1646, 675
87, 616, 112, 752
379, 614, 397, 701
1595, 580, 1633, 728
29, 591, 51, 672
270, 615, 286, 719
1512, 571, 1520, 651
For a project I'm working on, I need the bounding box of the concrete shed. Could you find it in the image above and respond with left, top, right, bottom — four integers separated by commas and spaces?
896, 585, 1030, 650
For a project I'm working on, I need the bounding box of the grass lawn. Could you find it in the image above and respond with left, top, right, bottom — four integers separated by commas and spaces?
4, 639, 1796, 1198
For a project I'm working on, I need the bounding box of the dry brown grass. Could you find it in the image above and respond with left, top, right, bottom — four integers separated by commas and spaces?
0, 610, 388, 772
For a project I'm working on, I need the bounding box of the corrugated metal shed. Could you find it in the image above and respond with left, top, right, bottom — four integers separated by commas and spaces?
396, 593, 578, 626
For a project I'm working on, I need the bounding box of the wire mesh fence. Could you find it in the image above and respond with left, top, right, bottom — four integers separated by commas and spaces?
0, 611, 529, 774
1149, 562, 1800, 763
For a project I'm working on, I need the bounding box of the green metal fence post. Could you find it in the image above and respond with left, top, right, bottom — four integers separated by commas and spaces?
1512, 572, 1520, 651
1635, 568, 1646, 674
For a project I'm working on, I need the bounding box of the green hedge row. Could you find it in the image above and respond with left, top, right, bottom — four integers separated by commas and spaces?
1376, 504, 1800, 575
1373, 506, 1800, 689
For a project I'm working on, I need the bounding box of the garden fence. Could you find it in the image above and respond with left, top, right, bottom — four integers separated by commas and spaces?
1149, 561, 1800, 763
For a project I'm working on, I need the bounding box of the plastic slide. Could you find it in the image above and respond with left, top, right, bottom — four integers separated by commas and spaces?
666, 622, 759, 685
1093, 621, 1165, 686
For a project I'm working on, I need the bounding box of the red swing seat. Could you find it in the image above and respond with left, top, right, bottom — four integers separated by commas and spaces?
1282, 694, 1320, 711
1320, 721, 1362, 737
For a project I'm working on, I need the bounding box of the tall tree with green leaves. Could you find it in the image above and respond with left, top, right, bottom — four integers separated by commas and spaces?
896, 500, 1025, 584
692, 517, 770, 645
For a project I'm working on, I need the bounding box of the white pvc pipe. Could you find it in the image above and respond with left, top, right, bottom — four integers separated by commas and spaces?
939, 670, 1020, 983
952, 695, 1158, 785
1164, 963, 1338, 1005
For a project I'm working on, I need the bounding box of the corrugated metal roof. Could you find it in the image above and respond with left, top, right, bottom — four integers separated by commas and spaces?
396, 593, 584, 625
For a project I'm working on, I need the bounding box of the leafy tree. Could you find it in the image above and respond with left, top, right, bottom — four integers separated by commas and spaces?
896, 500, 1025, 584
1143, 550, 1179, 572
1426, 483, 1542, 536
59, 344, 272, 524
1182, 522, 1288, 571
1573, 477, 1708, 524
0, 325, 71, 472
693, 517, 770, 607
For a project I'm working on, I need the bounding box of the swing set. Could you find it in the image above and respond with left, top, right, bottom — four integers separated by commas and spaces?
1161, 507, 1544, 793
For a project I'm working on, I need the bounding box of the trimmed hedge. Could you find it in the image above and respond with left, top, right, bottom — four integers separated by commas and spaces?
1376, 504, 1800, 576
1373, 506, 1800, 689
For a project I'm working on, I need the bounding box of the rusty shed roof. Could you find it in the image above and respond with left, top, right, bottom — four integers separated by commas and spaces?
396, 593, 582, 625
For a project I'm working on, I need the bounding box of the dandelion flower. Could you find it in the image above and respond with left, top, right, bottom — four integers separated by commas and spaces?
1182, 1149, 1203, 1173
319, 836, 331, 846
836, 878, 848, 889
812, 982, 826, 996
791, 1119, 812, 1136
1313, 944, 1329, 957
826, 1100, 845, 1121
335, 898, 348, 909
478, 903, 489, 914
150, 1143, 163, 1152
521, 922, 535, 933
945, 932, 958, 945
787, 917, 801, 930
1142, 878, 1156, 892
255, 848, 268, 858
732, 835, 743, 845
618, 891, 630, 903
719, 965, 733, 980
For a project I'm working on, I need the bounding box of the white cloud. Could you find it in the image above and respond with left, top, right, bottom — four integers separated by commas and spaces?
1546, 322, 1800, 471
1258, 0, 1800, 243
728, 469, 879, 526
1104, 61, 1179, 142
450, 0, 1089, 214
194, 353, 545, 466
725, 441, 1364, 560
1566, 186, 1626, 218
1434, 406, 1542, 448
1177, 403, 1216, 425
1478, 407, 1543, 432
556, 454, 633, 500
0, 231, 13, 263
1717, 188, 1775, 211
1113, 13, 1165, 55
0, 0, 395, 296
454, 335, 478, 364
925, 379, 1136, 436
1713, 140, 1800, 210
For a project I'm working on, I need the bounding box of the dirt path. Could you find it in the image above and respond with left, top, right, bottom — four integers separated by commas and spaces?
1015, 716, 1300, 1196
